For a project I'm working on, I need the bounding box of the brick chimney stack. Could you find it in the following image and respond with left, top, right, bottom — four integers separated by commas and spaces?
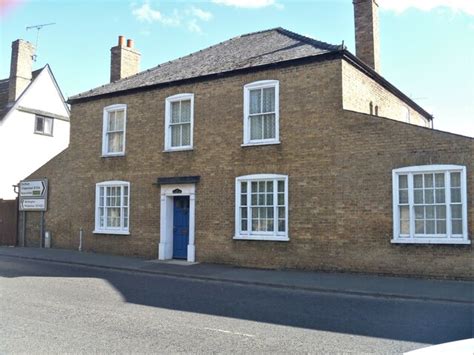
110, 36, 141, 82
8, 39, 35, 103
353, 0, 380, 72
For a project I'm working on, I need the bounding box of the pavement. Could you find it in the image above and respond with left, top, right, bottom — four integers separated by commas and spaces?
0, 246, 472, 304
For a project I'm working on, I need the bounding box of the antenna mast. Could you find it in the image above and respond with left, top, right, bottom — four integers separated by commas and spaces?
26, 22, 56, 62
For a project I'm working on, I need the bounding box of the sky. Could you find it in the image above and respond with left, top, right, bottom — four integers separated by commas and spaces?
1, 0, 473, 137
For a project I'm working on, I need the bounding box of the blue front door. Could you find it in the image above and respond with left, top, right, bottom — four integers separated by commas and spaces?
173, 196, 189, 259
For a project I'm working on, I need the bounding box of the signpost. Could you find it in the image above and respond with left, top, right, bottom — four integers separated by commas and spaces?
19, 179, 48, 211
19, 179, 48, 248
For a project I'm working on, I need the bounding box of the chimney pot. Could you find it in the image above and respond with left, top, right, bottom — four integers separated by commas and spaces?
118, 35, 125, 46
127, 39, 134, 48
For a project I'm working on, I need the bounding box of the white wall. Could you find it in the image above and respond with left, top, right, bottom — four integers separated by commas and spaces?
0, 67, 70, 199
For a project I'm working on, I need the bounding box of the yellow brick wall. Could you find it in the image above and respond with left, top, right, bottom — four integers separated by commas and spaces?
24, 59, 473, 279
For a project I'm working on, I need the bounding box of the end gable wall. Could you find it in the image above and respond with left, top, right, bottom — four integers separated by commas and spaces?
342, 60, 430, 127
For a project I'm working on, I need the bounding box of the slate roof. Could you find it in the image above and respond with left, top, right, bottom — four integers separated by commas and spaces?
0, 68, 43, 120
70, 27, 343, 101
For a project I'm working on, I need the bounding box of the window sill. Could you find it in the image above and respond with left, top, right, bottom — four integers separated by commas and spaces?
34, 132, 53, 137
233, 235, 289, 242
241, 141, 280, 148
101, 153, 125, 158
391, 238, 471, 245
93, 230, 130, 236
163, 147, 194, 153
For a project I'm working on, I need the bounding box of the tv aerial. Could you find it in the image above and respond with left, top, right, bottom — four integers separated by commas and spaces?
26, 22, 56, 62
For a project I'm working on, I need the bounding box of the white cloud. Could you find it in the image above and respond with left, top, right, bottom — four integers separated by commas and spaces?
131, 2, 214, 33
378, 0, 474, 16
211, 0, 282, 9
187, 19, 202, 33
189, 6, 213, 21
132, 2, 180, 26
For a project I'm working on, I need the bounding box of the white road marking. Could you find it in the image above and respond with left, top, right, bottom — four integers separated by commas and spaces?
203, 327, 255, 338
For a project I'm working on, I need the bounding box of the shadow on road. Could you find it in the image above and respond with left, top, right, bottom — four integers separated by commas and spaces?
1, 257, 472, 345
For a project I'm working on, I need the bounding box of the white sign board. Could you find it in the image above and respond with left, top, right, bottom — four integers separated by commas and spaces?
20, 199, 46, 211
19, 179, 48, 211
20, 180, 46, 197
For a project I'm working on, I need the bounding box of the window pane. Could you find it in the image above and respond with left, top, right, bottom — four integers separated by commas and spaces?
278, 207, 285, 219
426, 206, 435, 219
435, 189, 445, 203
400, 220, 409, 234
415, 220, 424, 234
263, 114, 276, 139
267, 181, 273, 192
115, 112, 124, 130
425, 220, 435, 234
278, 181, 284, 193
107, 111, 116, 130
278, 193, 284, 206
436, 205, 446, 219
451, 188, 461, 203
451, 205, 462, 219
241, 194, 247, 206
36, 116, 44, 132
44, 118, 53, 135
452, 220, 462, 235
108, 132, 123, 153
241, 219, 248, 232
251, 181, 258, 192
241, 207, 247, 219
171, 102, 180, 123
414, 175, 423, 188
171, 125, 180, 147
258, 193, 265, 205
262, 87, 275, 112
241, 182, 247, 193
450, 172, 461, 187
414, 190, 423, 204
249, 89, 261, 114
414, 206, 424, 219
258, 181, 265, 192
180, 100, 191, 123
424, 174, 433, 188
436, 220, 446, 234
424, 189, 434, 204
400, 206, 409, 220
251, 194, 257, 205
278, 220, 285, 232
250, 115, 263, 140
266, 193, 273, 205
399, 175, 408, 189
399, 190, 408, 204
181, 123, 191, 146
435, 173, 444, 187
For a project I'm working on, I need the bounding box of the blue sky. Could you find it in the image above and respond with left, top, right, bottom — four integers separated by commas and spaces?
1, 0, 473, 136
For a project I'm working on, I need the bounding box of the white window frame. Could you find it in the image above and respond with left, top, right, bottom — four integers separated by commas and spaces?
94, 181, 130, 235
102, 104, 127, 157
392, 165, 470, 245
242, 80, 280, 146
234, 174, 289, 241
164, 93, 194, 151
34, 115, 54, 136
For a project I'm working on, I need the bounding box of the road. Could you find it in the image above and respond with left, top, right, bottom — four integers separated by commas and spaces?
0, 256, 471, 353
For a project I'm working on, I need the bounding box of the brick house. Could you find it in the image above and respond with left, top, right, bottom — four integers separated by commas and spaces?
23, 0, 472, 279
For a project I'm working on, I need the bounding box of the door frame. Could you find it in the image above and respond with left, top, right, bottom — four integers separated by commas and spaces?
159, 183, 196, 262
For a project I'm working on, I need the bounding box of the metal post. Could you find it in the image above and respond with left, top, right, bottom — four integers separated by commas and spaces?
79, 228, 83, 252
40, 211, 44, 248
22, 211, 26, 247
